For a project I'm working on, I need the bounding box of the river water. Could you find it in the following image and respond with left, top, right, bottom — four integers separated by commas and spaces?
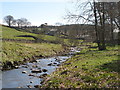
1, 47, 80, 88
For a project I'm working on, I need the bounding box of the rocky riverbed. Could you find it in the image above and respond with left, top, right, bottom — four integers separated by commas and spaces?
1, 47, 80, 88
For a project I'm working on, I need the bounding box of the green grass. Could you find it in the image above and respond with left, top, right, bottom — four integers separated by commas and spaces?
1, 25, 37, 40
42, 44, 120, 88
2, 41, 65, 63
1, 25, 60, 41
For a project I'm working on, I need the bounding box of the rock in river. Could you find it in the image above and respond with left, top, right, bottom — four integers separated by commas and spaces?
47, 63, 52, 66
30, 81, 33, 83
28, 74, 35, 76
14, 66, 19, 69
39, 73, 48, 78
31, 69, 42, 73
27, 85, 32, 88
32, 65, 38, 68
22, 71, 27, 74
34, 85, 41, 88
42, 69, 48, 72
53, 62, 57, 64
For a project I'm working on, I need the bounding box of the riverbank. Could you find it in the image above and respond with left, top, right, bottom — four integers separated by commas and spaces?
41, 44, 120, 88
1, 41, 69, 70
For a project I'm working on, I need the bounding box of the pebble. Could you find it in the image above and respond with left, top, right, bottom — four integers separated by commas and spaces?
22, 71, 27, 74
27, 85, 32, 88
53, 62, 57, 64
28, 74, 35, 76
47, 63, 52, 66
31, 69, 42, 73
30, 81, 33, 83
14, 66, 19, 69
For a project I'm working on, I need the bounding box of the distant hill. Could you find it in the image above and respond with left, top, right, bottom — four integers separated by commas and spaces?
1, 25, 67, 44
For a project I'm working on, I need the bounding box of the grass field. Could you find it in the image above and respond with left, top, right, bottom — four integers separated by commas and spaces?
1, 25, 60, 42
2, 41, 65, 63
1, 25, 37, 40
42, 44, 120, 88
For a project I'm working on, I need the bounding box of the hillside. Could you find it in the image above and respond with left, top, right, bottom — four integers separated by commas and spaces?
1, 25, 82, 46
1, 25, 70, 70
1, 25, 37, 40
1, 25, 62, 43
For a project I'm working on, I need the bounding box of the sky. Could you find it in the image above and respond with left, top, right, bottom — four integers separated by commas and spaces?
0, 0, 76, 26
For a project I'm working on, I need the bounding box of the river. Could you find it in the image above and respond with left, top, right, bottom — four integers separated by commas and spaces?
1, 47, 80, 88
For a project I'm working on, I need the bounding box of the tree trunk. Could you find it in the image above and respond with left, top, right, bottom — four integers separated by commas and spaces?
93, 2, 101, 50
110, 17, 114, 44
100, 2, 106, 50
8, 20, 11, 27
94, 2, 106, 50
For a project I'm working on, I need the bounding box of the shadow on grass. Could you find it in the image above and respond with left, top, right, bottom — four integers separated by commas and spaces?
98, 60, 120, 74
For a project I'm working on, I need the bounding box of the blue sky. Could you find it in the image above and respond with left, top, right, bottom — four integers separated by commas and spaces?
0, 0, 75, 26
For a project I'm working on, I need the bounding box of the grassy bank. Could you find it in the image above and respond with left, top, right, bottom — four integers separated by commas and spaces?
2, 25, 37, 40
2, 41, 68, 70
42, 44, 120, 88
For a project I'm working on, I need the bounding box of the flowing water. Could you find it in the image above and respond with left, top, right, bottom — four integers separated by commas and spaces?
1, 47, 80, 88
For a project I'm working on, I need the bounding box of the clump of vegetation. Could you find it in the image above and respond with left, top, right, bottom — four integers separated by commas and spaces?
42, 44, 120, 88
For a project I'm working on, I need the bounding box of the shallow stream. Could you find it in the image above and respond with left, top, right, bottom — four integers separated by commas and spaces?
1, 47, 80, 88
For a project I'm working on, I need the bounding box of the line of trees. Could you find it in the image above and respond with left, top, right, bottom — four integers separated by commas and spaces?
4, 15, 31, 28
94, 1, 120, 50
67, 0, 120, 50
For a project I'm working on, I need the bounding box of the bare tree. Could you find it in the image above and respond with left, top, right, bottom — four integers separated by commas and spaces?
12, 19, 17, 26
16, 18, 31, 28
20, 18, 28, 26
16, 19, 23, 28
4, 15, 14, 27
26, 22, 31, 26
66, 0, 120, 50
